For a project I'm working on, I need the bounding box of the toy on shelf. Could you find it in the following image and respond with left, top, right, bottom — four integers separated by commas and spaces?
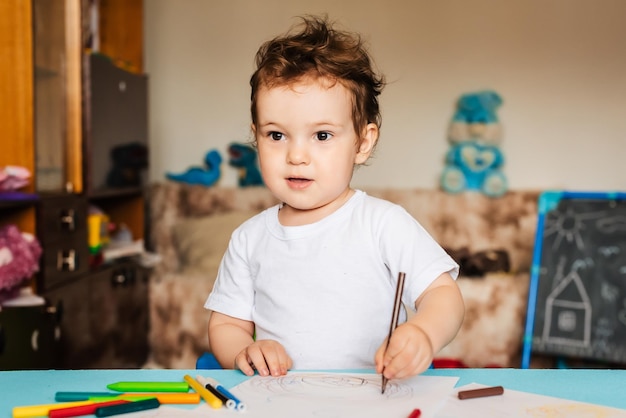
0, 224, 42, 302
440, 90, 507, 198
106, 142, 149, 188
228, 143, 264, 187
166, 149, 222, 187
0, 166, 31, 191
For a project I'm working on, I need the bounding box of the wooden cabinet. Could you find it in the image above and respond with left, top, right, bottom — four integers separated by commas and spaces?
45, 261, 149, 369
0, 0, 149, 369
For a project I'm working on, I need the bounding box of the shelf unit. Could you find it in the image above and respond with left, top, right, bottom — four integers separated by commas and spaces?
0, 0, 149, 370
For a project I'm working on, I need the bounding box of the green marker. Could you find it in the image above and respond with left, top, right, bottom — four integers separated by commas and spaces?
95, 397, 160, 417
107, 381, 189, 392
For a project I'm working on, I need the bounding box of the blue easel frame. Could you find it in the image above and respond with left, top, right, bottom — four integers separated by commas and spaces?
521, 190, 626, 369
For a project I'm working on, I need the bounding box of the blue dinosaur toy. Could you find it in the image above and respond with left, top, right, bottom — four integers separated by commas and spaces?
441, 90, 507, 197
228, 143, 264, 187
166, 149, 222, 186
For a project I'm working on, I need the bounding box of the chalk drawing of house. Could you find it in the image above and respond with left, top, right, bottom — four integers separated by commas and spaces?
542, 268, 592, 348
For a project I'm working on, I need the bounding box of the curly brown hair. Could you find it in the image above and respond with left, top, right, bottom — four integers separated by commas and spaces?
250, 15, 385, 142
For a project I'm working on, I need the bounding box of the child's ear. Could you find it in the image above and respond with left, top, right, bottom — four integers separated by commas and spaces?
355, 123, 379, 164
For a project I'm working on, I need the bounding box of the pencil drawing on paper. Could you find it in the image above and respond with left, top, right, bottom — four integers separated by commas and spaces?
228, 372, 462, 418
243, 373, 413, 402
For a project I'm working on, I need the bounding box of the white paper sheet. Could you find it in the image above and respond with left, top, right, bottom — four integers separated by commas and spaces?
219, 372, 460, 418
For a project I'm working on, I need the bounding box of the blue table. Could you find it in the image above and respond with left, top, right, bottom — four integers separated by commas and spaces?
1, 368, 624, 416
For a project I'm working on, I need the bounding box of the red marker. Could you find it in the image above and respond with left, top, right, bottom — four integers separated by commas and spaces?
49, 400, 130, 418
407, 408, 421, 418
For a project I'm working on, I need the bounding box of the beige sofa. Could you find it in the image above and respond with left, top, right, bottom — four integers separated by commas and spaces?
146, 182, 540, 369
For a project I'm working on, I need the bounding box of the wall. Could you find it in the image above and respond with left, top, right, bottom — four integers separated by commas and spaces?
145, 0, 626, 191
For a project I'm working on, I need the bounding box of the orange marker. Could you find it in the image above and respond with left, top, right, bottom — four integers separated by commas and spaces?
91, 392, 200, 404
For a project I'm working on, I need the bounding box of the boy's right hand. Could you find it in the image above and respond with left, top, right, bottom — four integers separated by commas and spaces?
235, 339, 293, 377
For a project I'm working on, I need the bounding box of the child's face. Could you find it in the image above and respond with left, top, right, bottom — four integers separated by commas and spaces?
253, 77, 377, 224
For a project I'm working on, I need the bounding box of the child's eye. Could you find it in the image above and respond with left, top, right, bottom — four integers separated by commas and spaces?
269, 132, 284, 141
316, 132, 332, 141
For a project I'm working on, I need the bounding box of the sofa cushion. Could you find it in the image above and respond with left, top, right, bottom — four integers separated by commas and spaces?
172, 211, 258, 277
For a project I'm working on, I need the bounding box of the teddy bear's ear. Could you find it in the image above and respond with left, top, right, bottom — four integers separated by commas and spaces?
481, 90, 503, 112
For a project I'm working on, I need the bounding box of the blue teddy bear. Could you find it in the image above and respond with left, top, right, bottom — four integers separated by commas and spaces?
440, 90, 507, 197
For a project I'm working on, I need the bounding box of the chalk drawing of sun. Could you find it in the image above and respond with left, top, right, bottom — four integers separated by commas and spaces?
543, 207, 605, 251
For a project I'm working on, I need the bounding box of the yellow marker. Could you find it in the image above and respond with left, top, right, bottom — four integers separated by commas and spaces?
183, 375, 223, 409
13, 400, 93, 418
91, 393, 200, 404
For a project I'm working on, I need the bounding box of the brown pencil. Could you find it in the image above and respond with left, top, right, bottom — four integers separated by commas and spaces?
457, 385, 504, 400
381, 272, 406, 394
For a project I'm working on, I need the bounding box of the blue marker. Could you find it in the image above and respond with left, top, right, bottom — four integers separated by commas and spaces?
196, 375, 246, 411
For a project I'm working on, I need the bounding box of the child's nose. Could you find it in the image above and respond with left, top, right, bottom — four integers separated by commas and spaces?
286, 141, 310, 165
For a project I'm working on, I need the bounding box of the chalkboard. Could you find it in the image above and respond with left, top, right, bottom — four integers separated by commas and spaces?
522, 191, 626, 368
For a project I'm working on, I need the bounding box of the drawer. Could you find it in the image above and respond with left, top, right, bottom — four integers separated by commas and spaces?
39, 239, 90, 289
37, 195, 89, 290
37, 195, 88, 243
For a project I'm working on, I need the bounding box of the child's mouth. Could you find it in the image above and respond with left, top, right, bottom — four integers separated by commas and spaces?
287, 177, 312, 189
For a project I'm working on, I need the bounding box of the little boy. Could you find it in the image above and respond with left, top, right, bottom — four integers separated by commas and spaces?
205, 15, 464, 382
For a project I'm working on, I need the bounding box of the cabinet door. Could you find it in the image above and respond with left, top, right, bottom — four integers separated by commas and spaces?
89, 262, 149, 368
45, 262, 149, 369
0, 306, 61, 371
85, 54, 148, 193
32, 0, 82, 193
44, 277, 93, 368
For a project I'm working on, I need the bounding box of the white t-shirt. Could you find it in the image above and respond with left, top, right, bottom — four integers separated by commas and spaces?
204, 190, 458, 369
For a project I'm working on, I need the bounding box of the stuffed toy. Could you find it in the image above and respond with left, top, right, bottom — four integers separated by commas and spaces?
441, 90, 507, 197
228, 143, 264, 187
0, 225, 42, 302
166, 149, 222, 187
106, 142, 149, 188
0, 165, 31, 191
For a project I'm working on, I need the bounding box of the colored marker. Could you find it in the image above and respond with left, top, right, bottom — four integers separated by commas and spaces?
12, 401, 93, 418
95, 397, 160, 417
407, 408, 422, 418
457, 385, 504, 400
49, 400, 131, 418
183, 374, 223, 409
195, 376, 232, 408
199, 376, 246, 411
55, 392, 119, 402
90, 392, 200, 404
106, 381, 189, 392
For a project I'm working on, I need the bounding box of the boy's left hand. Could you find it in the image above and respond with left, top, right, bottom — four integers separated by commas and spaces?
374, 322, 434, 380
